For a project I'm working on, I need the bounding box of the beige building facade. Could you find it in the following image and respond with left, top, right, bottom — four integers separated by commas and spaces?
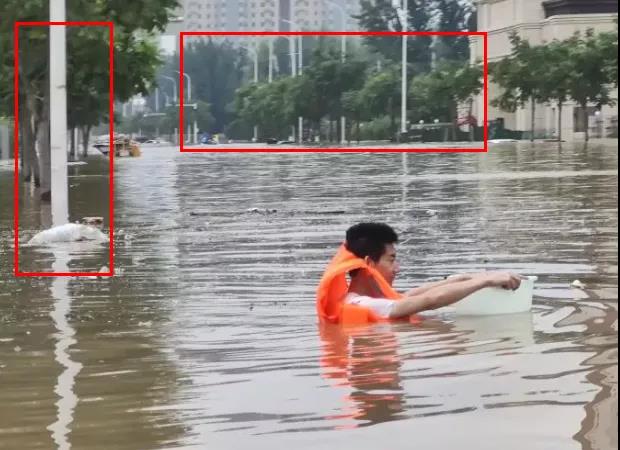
470, 0, 618, 140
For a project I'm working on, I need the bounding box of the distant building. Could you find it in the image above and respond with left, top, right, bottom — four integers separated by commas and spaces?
180, 0, 360, 32
470, 0, 618, 140
321, 0, 362, 31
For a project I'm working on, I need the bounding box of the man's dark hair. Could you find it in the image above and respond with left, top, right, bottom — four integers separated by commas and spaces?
345, 223, 398, 262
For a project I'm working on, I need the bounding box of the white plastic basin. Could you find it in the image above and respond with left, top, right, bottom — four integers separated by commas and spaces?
453, 276, 538, 316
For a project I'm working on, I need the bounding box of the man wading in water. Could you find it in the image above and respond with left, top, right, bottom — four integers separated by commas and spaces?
317, 223, 522, 323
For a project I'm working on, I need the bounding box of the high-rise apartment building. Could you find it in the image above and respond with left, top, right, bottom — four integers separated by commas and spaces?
182, 0, 360, 32
320, 0, 362, 31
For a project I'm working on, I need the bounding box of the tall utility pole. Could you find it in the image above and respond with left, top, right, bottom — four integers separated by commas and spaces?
268, 38, 274, 83
161, 75, 178, 104
324, 0, 347, 144
176, 70, 197, 144
282, 18, 304, 144
401, 0, 408, 137
50, 0, 69, 226
247, 42, 259, 141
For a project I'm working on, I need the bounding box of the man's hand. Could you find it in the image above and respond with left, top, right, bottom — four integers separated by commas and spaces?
479, 272, 523, 290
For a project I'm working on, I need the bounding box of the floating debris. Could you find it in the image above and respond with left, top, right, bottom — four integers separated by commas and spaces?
26, 224, 109, 246
246, 207, 278, 215
571, 280, 587, 289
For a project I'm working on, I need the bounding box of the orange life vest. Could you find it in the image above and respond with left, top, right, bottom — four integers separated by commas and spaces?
316, 244, 403, 325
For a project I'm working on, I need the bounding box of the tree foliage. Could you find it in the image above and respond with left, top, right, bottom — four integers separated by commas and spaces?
355, 0, 474, 73
231, 40, 482, 143
0, 0, 179, 197
490, 28, 618, 141
410, 62, 482, 137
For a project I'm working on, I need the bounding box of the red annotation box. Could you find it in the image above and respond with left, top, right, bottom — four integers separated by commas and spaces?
179, 31, 488, 153
13, 22, 115, 277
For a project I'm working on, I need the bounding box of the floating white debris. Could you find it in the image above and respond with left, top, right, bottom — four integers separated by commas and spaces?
80, 216, 104, 227
571, 279, 587, 289
489, 139, 519, 144
26, 224, 108, 246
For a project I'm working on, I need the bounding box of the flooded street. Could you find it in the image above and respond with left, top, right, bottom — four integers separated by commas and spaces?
0, 143, 617, 449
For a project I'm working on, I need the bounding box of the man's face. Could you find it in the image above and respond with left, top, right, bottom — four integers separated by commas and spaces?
367, 243, 400, 285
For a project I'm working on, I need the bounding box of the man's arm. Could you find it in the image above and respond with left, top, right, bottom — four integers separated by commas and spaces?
404, 274, 473, 297
391, 273, 522, 318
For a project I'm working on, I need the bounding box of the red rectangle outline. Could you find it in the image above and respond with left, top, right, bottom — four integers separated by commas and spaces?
178, 31, 488, 153
14, 21, 115, 277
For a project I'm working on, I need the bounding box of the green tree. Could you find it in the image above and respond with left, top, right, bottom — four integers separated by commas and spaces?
356, 0, 433, 73
356, 66, 402, 137
410, 62, 483, 139
162, 38, 246, 134
564, 29, 617, 142
0, 0, 178, 199
233, 78, 298, 140
433, 0, 475, 63
489, 33, 547, 141
597, 26, 618, 87
342, 90, 370, 143
538, 39, 572, 142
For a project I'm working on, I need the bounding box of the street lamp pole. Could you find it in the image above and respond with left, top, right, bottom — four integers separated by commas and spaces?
176, 71, 196, 144
282, 19, 303, 75
50, 0, 68, 226
161, 75, 178, 104
323, 0, 347, 62
282, 19, 304, 144
175, 70, 198, 144
324, 0, 347, 144
401, 0, 408, 137
247, 44, 259, 83
247, 43, 260, 141
175, 70, 192, 103
268, 38, 274, 83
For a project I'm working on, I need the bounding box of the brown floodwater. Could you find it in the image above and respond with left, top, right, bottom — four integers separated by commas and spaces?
0, 142, 617, 450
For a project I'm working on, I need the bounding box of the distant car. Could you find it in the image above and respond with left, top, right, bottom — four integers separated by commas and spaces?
200, 135, 217, 145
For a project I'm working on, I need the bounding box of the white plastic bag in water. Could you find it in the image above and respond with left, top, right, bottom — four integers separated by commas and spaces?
26, 224, 109, 246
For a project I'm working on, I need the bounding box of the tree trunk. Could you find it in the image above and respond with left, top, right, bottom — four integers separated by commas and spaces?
468, 98, 475, 142
70, 127, 77, 161
18, 93, 27, 179
558, 101, 563, 143
582, 102, 590, 142
388, 97, 395, 140
82, 125, 92, 157
24, 94, 41, 188
451, 103, 457, 141
329, 120, 334, 143
357, 118, 361, 144
37, 99, 51, 201
22, 91, 40, 186
335, 117, 341, 144
530, 97, 536, 142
